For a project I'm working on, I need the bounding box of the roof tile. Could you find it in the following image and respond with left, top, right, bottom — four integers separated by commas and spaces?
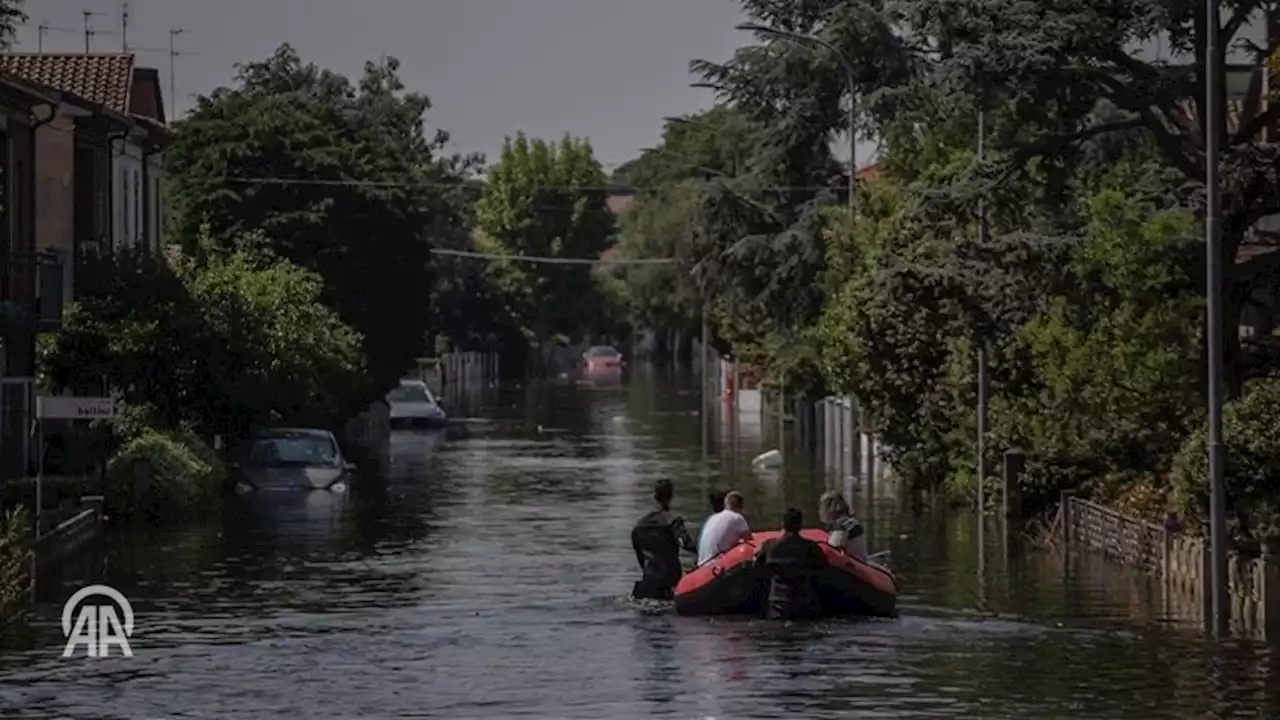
0, 53, 134, 113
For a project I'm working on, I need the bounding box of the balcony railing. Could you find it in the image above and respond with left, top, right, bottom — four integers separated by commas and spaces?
0, 250, 65, 334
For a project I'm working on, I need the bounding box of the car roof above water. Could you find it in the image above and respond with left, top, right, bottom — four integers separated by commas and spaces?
253, 427, 335, 440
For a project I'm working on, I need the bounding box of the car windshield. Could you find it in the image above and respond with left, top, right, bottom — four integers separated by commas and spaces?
587, 346, 619, 357
387, 383, 434, 403
248, 436, 339, 467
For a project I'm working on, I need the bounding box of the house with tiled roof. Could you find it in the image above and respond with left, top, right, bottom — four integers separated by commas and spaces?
0, 53, 172, 259
0, 70, 90, 480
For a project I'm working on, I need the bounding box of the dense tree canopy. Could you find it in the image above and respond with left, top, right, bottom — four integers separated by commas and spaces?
473, 133, 616, 348
610, 106, 755, 360
167, 44, 472, 407
610, 0, 1280, 537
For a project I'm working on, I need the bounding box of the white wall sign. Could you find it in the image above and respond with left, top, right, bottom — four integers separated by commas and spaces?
37, 396, 116, 420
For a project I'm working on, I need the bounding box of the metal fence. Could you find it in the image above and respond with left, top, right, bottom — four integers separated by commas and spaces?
1060, 492, 1280, 640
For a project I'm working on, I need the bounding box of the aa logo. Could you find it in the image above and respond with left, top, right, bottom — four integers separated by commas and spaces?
61, 584, 134, 658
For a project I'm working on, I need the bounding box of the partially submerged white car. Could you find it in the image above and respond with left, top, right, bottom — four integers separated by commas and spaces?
386, 379, 447, 429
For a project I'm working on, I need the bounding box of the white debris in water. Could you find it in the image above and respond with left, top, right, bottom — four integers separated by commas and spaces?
752, 449, 783, 469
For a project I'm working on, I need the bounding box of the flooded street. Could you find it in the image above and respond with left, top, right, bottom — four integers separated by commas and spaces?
2, 372, 1279, 718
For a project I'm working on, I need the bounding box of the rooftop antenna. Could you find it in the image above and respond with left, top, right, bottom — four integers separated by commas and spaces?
37, 22, 77, 53
169, 28, 192, 119
82, 10, 110, 54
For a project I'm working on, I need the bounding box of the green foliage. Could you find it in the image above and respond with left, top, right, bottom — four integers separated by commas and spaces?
1171, 378, 1280, 545
0, 505, 29, 625
609, 107, 759, 362
615, 180, 701, 345
41, 233, 365, 443
817, 185, 965, 484
167, 44, 473, 403
612, 105, 753, 188
993, 182, 1202, 508
680, 0, 1280, 532
104, 429, 224, 522
815, 153, 1203, 511
473, 133, 616, 345
0, 0, 25, 51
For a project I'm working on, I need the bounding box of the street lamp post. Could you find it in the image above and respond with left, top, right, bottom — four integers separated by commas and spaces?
1204, 0, 1229, 639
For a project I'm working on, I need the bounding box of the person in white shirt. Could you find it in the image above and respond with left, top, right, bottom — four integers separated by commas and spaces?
697, 490, 751, 566
696, 489, 727, 555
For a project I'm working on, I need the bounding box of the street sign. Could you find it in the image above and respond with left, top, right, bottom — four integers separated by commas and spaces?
37, 396, 116, 420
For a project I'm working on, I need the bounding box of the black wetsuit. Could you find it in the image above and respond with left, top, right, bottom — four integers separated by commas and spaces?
760, 531, 828, 620
631, 508, 695, 600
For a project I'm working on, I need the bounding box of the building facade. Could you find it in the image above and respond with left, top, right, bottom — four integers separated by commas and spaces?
0, 54, 171, 265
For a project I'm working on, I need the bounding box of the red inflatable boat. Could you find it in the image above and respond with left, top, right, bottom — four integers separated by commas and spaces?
673, 528, 898, 617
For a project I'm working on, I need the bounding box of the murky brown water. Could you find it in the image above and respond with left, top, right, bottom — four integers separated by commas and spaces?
1, 370, 1278, 718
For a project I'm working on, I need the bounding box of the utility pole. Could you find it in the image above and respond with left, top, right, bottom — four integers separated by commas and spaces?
120, 2, 129, 52
1204, 0, 1229, 640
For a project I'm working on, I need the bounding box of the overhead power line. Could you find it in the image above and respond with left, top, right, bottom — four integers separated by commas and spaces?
429, 249, 676, 265
201, 175, 844, 193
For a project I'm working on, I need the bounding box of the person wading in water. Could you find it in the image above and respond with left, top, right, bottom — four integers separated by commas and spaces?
755, 508, 828, 620
631, 478, 696, 600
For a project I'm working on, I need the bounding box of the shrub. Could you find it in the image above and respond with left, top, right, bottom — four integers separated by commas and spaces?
1170, 378, 1280, 545
41, 232, 367, 446
0, 506, 30, 625
103, 429, 225, 522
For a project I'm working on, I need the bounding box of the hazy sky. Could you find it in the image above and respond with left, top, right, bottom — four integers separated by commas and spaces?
20, 0, 864, 172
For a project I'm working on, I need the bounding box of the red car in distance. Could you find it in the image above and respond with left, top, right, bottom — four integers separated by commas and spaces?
583, 345, 623, 373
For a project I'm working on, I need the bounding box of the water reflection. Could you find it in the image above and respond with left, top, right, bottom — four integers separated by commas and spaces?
0, 373, 1278, 718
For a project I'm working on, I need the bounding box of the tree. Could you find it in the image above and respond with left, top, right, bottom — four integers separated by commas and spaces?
473, 133, 616, 347
711, 0, 1280, 397
166, 45, 472, 410
42, 234, 365, 443
0, 0, 25, 51
610, 107, 756, 361
612, 105, 753, 188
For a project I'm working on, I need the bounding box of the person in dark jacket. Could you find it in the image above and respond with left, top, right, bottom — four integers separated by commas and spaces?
755, 507, 828, 620
631, 478, 696, 600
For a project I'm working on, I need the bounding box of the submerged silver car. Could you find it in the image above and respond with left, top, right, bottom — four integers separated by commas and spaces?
232, 428, 356, 492
387, 379, 448, 429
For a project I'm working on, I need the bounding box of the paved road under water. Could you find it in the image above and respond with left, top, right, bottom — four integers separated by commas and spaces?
1, 370, 1279, 718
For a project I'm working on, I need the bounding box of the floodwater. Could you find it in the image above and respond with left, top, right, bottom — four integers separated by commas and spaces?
1, 369, 1279, 718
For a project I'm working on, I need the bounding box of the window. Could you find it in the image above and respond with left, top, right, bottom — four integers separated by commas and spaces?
386, 383, 435, 404
248, 435, 339, 467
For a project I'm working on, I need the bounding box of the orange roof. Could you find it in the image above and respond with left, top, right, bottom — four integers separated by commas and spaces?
0, 53, 134, 114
